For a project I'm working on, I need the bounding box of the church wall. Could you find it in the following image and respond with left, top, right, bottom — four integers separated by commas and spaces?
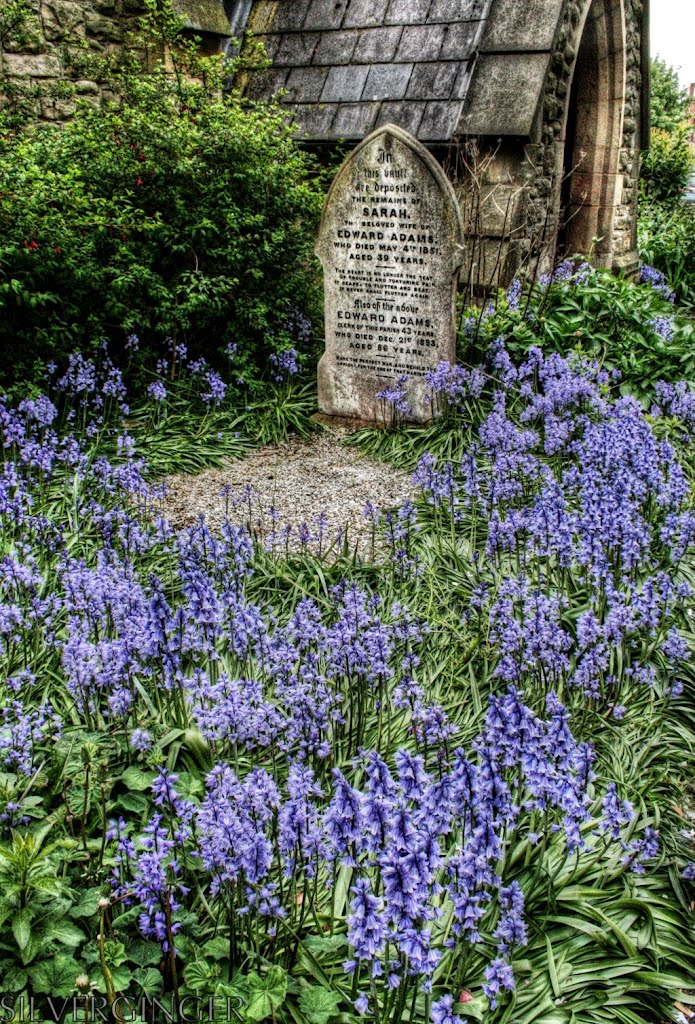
0, 1, 144, 120
449, 0, 644, 288
2, 0, 644, 285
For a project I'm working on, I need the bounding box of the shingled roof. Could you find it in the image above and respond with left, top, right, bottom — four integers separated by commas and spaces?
236, 0, 566, 142
238, 0, 492, 141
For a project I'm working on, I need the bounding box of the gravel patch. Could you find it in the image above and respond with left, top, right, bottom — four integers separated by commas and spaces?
162, 425, 417, 557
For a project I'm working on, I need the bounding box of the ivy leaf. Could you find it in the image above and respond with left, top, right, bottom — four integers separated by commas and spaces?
299, 985, 341, 1024
246, 967, 287, 1022
29, 955, 80, 997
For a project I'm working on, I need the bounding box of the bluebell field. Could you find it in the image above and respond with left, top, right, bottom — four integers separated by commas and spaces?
0, 273, 694, 1024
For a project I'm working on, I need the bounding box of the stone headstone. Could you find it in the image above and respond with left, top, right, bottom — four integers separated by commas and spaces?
316, 124, 464, 424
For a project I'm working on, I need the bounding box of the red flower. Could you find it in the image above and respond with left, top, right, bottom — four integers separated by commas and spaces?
136, 178, 143, 187
457, 992, 473, 1004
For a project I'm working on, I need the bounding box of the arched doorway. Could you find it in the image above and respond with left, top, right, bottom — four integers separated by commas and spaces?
558, 0, 626, 264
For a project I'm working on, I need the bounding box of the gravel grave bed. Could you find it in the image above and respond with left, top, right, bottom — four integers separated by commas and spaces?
162, 425, 417, 557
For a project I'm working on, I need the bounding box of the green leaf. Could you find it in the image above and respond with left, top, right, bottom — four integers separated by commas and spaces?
298, 985, 341, 1024
133, 967, 163, 997
117, 792, 149, 813
184, 958, 220, 994
246, 967, 288, 1021
104, 940, 128, 968
69, 886, 102, 918
203, 936, 230, 961
49, 920, 85, 947
302, 935, 348, 957
0, 960, 29, 993
456, 995, 487, 1021
120, 766, 155, 792
546, 935, 561, 999
29, 955, 81, 997
128, 940, 162, 967
13, 907, 32, 951
92, 964, 132, 994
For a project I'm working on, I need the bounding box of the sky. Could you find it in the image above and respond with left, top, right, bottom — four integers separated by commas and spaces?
651, 0, 695, 91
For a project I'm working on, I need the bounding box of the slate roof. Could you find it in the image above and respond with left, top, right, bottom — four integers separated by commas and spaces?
238, 0, 492, 142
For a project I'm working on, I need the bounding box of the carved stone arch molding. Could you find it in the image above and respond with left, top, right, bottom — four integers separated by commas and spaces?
559, 0, 627, 265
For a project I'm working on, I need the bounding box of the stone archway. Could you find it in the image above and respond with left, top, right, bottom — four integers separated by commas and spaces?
559, 0, 626, 264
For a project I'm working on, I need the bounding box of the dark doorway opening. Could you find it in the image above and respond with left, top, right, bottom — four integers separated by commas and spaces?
558, 0, 625, 264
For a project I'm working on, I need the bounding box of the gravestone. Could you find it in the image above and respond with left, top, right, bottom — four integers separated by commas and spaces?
316, 124, 464, 424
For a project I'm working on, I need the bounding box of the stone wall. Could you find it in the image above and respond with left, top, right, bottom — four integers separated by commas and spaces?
0, 1, 144, 119
0, 0, 238, 119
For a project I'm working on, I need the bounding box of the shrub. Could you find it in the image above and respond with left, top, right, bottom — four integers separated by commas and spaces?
0, 6, 325, 386
640, 126, 693, 204
639, 199, 695, 308
458, 261, 695, 403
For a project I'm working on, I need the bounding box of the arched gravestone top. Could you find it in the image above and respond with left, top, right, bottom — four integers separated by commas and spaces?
316, 124, 464, 424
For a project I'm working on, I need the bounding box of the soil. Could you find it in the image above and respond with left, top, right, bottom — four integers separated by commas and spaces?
161, 424, 416, 558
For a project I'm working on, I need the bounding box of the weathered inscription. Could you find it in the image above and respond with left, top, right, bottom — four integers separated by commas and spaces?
316, 124, 464, 423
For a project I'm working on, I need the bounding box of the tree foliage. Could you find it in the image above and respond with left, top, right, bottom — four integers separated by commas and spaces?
0, 0, 325, 385
650, 56, 691, 134
640, 59, 693, 205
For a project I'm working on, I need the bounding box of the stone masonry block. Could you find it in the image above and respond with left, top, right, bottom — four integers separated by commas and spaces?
294, 101, 338, 135
459, 53, 550, 136
481, 0, 564, 53
428, 0, 485, 22
406, 61, 458, 100
353, 26, 403, 63
3, 53, 62, 77
362, 62, 413, 101
275, 32, 320, 65
85, 11, 124, 41
304, 0, 348, 30
321, 64, 369, 101
312, 29, 360, 65
385, 0, 432, 26
285, 66, 329, 102
439, 20, 478, 60
264, 0, 312, 32
395, 24, 446, 62
375, 99, 426, 134
330, 101, 378, 136
343, 0, 389, 27
418, 99, 459, 139
244, 66, 289, 100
